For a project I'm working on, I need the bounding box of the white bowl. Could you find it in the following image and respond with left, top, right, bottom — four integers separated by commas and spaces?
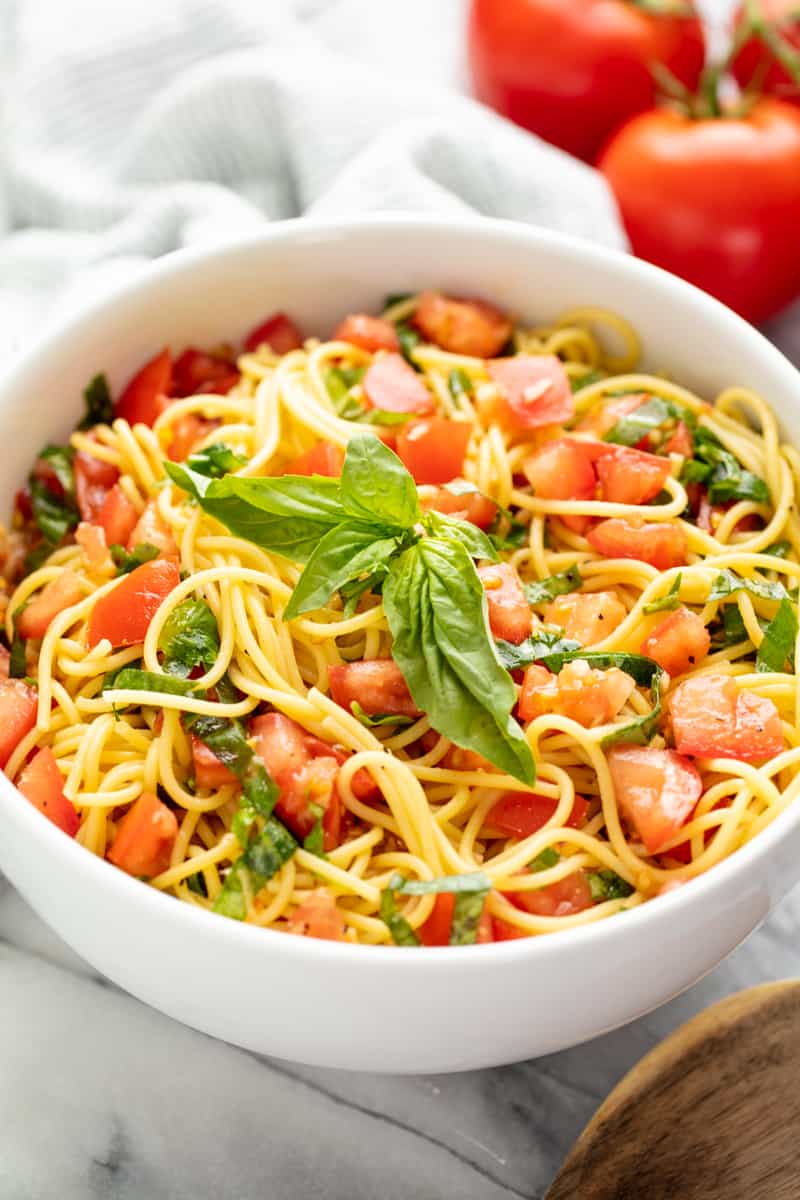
1, 216, 799, 1073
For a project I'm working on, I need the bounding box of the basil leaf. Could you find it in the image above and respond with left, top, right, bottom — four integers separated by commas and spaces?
601, 671, 665, 748
110, 542, 160, 576
587, 869, 634, 901
186, 871, 208, 897
165, 464, 347, 564
605, 397, 669, 446
396, 871, 492, 897
530, 847, 560, 871
104, 668, 198, 697
302, 804, 326, 858
766, 540, 792, 559
538, 649, 661, 688
680, 459, 712, 484
339, 571, 384, 619
184, 713, 278, 819
340, 435, 420, 530
448, 367, 473, 402
643, 575, 682, 614
9, 612, 27, 680
284, 526, 402, 620
690, 427, 770, 506
79, 373, 114, 429
423, 511, 498, 563
380, 884, 420, 947
525, 566, 582, 606
495, 631, 582, 671
158, 599, 220, 677
710, 604, 752, 650
756, 598, 798, 674
396, 323, 421, 366
214, 817, 298, 920
569, 369, 604, 393
708, 569, 788, 604
325, 365, 367, 420
383, 539, 536, 785
361, 409, 415, 427
383, 871, 492, 947
186, 442, 247, 478
29, 449, 79, 545
384, 292, 413, 309
351, 700, 414, 729
38, 446, 76, 497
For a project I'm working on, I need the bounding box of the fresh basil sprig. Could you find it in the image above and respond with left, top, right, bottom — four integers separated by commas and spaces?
381, 871, 491, 947
167, 435, 536, 784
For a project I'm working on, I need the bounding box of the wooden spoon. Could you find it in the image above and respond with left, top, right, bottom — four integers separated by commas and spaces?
546, 981, 800, 1200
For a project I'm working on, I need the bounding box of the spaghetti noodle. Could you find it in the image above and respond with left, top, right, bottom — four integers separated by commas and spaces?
3, 291, 799, 947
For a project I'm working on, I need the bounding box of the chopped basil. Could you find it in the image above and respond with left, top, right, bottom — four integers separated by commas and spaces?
183, 712, 278, 819
104, 668, 198, 697
710, 604, 753, 650
601, 671, 664, 749
109, 542, 160, 576
587, 869, 634, 902
604, 396, 668, 446
569, 369, 605, 393
37, 446, 76, 496
495, 631, 582, 671
687, 427, 770, 506
679, 458, 712, 485
383, 292, 413, 310
643, 575, 682, 614
186, 871, 208, 897
755, 598, 798, 674
381, 871, 491, 947
350, 700, 414, 729
214, 817, 298, 920
765, 540, 792, 559
158, 598, 220, 678
530, 847, 560, 872
708, 569, 788, 604
79, 373, 113, 429
396, 323, 421, 366
302, 804, 326, 858
379, 888, 420, 947
448, 367, 473, 402
29, 446, 78, 545
8, 612, 27, 679
186, 442, 247, 478
524, 566, 582, 606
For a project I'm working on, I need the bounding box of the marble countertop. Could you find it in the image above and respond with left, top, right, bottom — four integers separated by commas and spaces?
4, 0, 800, 1196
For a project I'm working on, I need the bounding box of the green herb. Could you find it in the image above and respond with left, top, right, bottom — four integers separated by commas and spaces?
104, 668, 198, 697
708, 569, 788, 604
214, 817, 298, 920
755, 598, 798, 674
765, 540, 792, 559
302, 804, 326, 858
379, 888, 420, 947
110, 542, 160, 576
37, 446, 76, 496
350, 700, 414, 729
423, 510, 498, 563
22, 543, 52, 575
569, 369, 605, 393
687, 427, 770, 506
448, 367, 473, 402
605, 397, 669, 446
158, 598, 220, 678
79, 374, 113, 429
186, 871, 208, 897
680, 458, 712, 485
183, 712, 278, 821
383, 292, 413, 310
643, 575, 682, 614
9, 612, 27, 680
396, 323, 421, 366
186, 442, 247, 478
524, 566, 582, 606
381, 871, 491, 947
494, 631, 582, 672
488, 511, 529, 553
28, 447, 79, 545
710, 603, 753, 650
587, 869, 634, 902
601, 672, 664, 748
530, 847, 560, 872
384, 538, 535, 784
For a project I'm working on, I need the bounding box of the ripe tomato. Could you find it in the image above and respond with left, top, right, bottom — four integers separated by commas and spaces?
668, 673, 784, 761
0, 679, 38, 768
418, 892, 494, 946
171, 349, 239, 397
114, 347, 172, 427
608, 743, 702, 854
487, 356, 574, 431
97, 484, 139, 548
732, 0, 800, 105
413, 291, 512, 358
333, 314, 400, 354
468, 0, 704, 162
74, 451, 119, 523
519, 660, 636, 727
16, 747, 80, 837
599, 99, 800, 322
509, 871, 594, 918
486, 791, 588, 838
543, 591, 627, 646
523, 437, 596, 534
329, 659, 421, 719
586, 518, 688, 569
243, 313, 303, 355
251, 713, 342, 850
477, 562, 533, 645
17, 570, 84, 639
640, 606, 710, 676
424, 486, 498, 530
87, 558, 180, 648
127, 501, 178, 559
576, 393, 649, 438
284, 441, 345, 477
396, 418, 473, 485
363, 353, 434, 414
287, 889, 346, 941
594, 445, 672, 505
191, 736, 237, 790
108, 791, 178, 878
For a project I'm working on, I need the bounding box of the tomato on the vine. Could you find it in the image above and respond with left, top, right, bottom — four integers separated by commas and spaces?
732, 0, 800, 105
599, 97, 800, 322
467, 0, 705, 162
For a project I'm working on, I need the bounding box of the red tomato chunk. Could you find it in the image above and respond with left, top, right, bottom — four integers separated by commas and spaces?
251, 713, 341, 851
363, 353, 433, 415
587, 518, 688, 570
668, 673, 783, 761
608, 743, 702, 854
87, 558, 180, 648
287, 889, 346, 941
544, 591, 626, 647
17, 571, 84, 640
16, 747, 79, 837
418, 892, 493, 946
329, 660, 421, 719
397, 418, 473, 486
114, 347, 172, 427
640, 607, 710, 676
0, 679, 38, 768
283, 441, 345, 477
487, 355, 574, 430
413, 291, 512, 358
334, 315, 400, 354
243, 313, 303, 355
486, 791, 588, 838
478, 562, 533, 644
108, 791, 178, 877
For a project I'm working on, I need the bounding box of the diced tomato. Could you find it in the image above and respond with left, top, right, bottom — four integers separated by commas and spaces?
0, 679, 38, 768
486, 791, 588, 838
640, 606, 710, 676
477, 562, 533, 644
523, 437, 596, 532
397, 418, 473, 486
424, 485, 497, 529
107, 790, 178, 877
87, 558, 180, 648
14, 486, 33, 522
595, 445, 672, 505
75, 522, 111, 571
286, 889, 346, 941
127, 501, 178, 559
440, 745, 494, 772
243, 313, 303, 355
663, 421, 693, 458
192, 735, 237, 790
250, 712, 341, 850
15, 746, 79, 836
170, 348, 239, 398
668, 673, 783, 762
413, 291, 512, 358
74, 451, 120, 523
17, 570, 84, 639
97, 484, 139, 548
167, 414, 219, 463
608, 743, 702, 854
418, 891, 493, 946
283, 441, 345, 477
544, 591, 626, 647
334, 314, 400, 354
492, 915, 530, 940
329, 659, 421, 719
114, 348, 173, 427
576, 393, 649, 437
519, 660, 636, 727
487, 355, 574, 431
586, 519, 688, 570
363, 353, 434, 415
509, 870, 594, 917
